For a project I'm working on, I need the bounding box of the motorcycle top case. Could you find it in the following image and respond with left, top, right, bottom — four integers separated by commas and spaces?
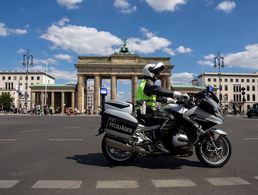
102, 108, 138, 135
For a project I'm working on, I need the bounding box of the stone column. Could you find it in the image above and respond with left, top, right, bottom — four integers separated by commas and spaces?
51, 92, 55, 109
84, 79, 87, 112
61, 92, 65, 114
166, 75, 171, 90
111, 75, 117, 100
40, 92, 44, 109
77, 74, 85, 113
71, 92, 75, 109
31, 92, 35, 108
94, 75, 101, 114
162, 76, 167, 89
132, 75, 138, 105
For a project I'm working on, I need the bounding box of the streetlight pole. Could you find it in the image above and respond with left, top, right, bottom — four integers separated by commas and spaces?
44, 63, 48, 106
214, 51, 224, 107
22, 49, 34, 111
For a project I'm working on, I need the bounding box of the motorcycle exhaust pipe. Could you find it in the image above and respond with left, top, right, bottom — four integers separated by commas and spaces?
105, 138, 151, 155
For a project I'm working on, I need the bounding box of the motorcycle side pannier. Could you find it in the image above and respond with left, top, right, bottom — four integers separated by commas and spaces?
102, 108, 138, 138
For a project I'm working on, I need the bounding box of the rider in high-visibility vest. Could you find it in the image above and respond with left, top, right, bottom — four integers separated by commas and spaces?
136, 62, 192, 155
136, 62, 189, 119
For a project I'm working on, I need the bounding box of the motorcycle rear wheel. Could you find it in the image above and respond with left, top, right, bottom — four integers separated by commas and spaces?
195, 135, 231, 167
101, 135, 137, 165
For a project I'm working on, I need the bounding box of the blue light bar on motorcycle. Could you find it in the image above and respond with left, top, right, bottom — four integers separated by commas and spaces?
100, 87, 108, 96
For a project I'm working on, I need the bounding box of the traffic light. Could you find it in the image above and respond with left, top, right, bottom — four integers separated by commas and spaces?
241, 87, 246, 102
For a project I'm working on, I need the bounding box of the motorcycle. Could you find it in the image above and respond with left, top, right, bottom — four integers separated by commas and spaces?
97, 77, 232, 167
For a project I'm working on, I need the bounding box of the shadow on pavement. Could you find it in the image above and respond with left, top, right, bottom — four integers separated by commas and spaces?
66, 153, 206, 170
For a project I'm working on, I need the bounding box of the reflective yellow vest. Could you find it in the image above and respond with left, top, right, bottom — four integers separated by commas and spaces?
136, 79, 157, 110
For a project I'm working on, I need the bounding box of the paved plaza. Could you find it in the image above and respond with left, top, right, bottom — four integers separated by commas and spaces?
0, 115, 258, 195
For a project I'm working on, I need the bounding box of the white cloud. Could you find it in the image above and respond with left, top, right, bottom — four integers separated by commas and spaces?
198, 44, 258, 70
127, 27, 172, 54
0, 23, 8, 36
198, 54, 216, 66
41, 20, 192, 56
54, 54, 72, 62
175, 46, 192, 54
216, 1, 236, 14
16, 48, 27, 54
49, 67, 77, 82
10, 28, 28, 35
224, 44, 258, 69
145, 0, 187, 12
57, 0, 83, 9
57, 17, 70, 26
172, 72, 194, 84
33, 58, 57, 66
29, 65, 77, 83
41, 23, 121, 55
114, 0, 137, 14
0, 23, 28, 37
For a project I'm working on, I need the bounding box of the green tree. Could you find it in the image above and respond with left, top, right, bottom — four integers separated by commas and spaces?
0, 93, 13, 111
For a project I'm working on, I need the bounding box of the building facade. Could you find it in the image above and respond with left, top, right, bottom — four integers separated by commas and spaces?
199, 72, 258, 112
0, 71, 55, 110
30, 84, 76, 113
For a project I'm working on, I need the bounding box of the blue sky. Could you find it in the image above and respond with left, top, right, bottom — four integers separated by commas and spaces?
1, 0, 258, 100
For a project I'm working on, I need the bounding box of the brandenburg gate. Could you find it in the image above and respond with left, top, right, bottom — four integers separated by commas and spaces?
75, 47, 173, 113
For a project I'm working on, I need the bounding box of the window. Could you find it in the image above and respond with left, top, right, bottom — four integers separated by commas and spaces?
241, 79, 244, 82
252, 86, 255, 91
31, 76, 34, 80
25, 76, 28, 80
213, 78, 216, 82
252, 79, 255, 83
14, 76, 17, 80
224, 78, 228, 82
2, 76, 5, 80
208, 78, 211, 82
236, 79, 239, 82
230, 79, 233, 82
37, 76, 40, 80
225, 85, 228, 91
247, 85, 250, 91
252, 94, 256, 101
8, 76, 11, 80
233, 84, 241, 92
5, 82, 13, 90
247, 94, 250, 101
247, 79, 250, 83
20, 76, 22, 80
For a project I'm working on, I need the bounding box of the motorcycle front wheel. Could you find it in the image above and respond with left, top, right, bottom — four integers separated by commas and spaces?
101, 135, 137, 165
195, 135, 231, 167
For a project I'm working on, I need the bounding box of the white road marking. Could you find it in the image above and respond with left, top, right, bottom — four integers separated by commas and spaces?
152, 179, 197, 188
206, 177, 250, 186
0, 180, 19, 188
48, 139, 84, 141
62, 126, 81, 130
21, 129, 44, 133
0, 139, 16, 141
96, 180, 139, 189
31, 180, 81, 189
242, 138, 258, 140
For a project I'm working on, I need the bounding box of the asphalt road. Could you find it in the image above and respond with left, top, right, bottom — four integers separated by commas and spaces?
0, 115, 258, 195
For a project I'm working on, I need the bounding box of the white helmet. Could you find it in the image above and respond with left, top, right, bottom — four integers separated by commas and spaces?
143, 62, 165, 78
